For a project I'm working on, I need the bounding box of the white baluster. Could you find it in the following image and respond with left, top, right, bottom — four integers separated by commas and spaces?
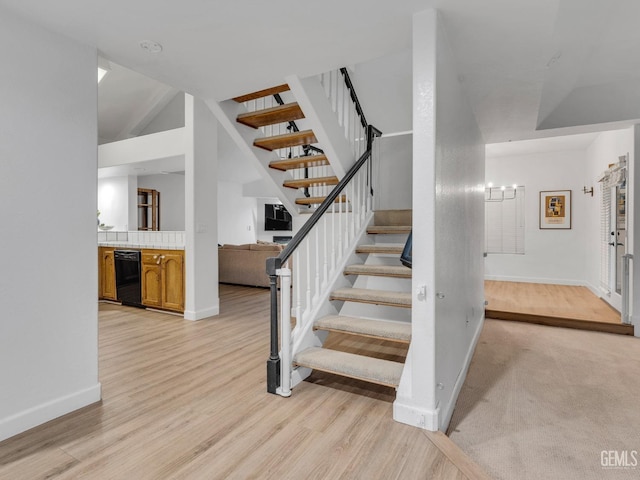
314, 226, 320, 305
295, 250, 301, 326
338, 195, 343, 262
349, 180, 355, 242
305, 238, 311, 323
278, 267, 292, 397
322, 214, 328, 289
331, 202, 336, 273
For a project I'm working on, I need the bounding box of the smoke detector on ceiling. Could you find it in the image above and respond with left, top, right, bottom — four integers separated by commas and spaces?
139, 40, 163, 54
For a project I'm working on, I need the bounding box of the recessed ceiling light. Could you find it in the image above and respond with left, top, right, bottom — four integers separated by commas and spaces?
139, 40, 163, 54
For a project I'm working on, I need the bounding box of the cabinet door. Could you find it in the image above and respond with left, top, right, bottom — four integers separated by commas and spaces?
141, 263, 162, 308
161, 251, 184, 312
100, 249, 117, 301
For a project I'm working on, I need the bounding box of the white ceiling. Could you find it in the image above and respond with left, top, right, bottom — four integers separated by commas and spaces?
4, 0, 640, 145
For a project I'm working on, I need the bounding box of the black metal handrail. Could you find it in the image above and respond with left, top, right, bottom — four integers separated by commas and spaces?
339, 68, 367, 129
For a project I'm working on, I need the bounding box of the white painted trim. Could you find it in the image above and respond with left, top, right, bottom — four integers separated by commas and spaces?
183, 303, 220, 321
0, 383, 101, 442
484, 275, 585, 286
393, 400, 440, 431
286, 74, 353, 179
439, 314, 485, 431
98, 127, 186, 168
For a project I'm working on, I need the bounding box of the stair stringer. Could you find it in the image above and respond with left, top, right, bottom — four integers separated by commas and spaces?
286, 74, 355, 179
289, 210, 375, 389
205, 98, 300, 216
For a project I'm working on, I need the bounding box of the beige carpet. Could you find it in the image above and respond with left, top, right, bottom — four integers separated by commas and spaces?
448, 319, 640, 480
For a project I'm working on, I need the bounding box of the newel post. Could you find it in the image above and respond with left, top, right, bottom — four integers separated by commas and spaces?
266, 257, 282, 394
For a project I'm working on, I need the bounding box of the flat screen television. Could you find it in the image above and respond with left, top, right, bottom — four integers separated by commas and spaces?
264, 204, 292, 231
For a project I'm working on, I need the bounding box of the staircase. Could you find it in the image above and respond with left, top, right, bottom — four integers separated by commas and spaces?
232, 84, 339, 208
293, 209, 412, 388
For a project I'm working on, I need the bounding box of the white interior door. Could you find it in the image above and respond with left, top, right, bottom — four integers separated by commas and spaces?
607, 184, 626, 312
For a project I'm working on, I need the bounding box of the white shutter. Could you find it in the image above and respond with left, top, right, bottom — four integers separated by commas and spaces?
485, 186, 525, 254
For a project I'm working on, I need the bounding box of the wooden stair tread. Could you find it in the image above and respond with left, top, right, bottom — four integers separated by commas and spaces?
284, 176, 339, 189
294, 347, 403, 388
314, 315, 411, 343
233, 84, 289, 103
254, 130, 317, 151
330, 288, 412, 308
269, 155, 329, 171
367, 225, 411, 235
356, 244, 404, 254
236, 103, 304, 129
344, 264, 412, 278
296, 195, 346, 205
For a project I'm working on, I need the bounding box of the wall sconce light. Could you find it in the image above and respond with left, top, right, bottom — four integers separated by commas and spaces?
583, 186, 594, 196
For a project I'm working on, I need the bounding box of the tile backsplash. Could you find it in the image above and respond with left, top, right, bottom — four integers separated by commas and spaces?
98, 231, 185, 248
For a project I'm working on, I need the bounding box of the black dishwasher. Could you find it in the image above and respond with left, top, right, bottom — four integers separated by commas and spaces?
114, 250, 143, 308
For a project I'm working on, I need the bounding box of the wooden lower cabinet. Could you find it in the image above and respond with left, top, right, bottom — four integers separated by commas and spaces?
141, 249, 184, 313
98, 247, 117, 301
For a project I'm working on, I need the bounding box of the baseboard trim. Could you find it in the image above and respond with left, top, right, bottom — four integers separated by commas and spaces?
439, 314, 485, 431
484, 275, 584, 286
0, 383, 102, 442
184, 303, 220, 321
393, 400, 440, 431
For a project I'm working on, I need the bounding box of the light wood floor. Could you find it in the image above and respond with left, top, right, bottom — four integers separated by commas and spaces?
0, 285, 487, 480
485, 280, 634, 335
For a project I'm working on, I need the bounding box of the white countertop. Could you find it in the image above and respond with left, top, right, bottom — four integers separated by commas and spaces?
98, 242, 184, 250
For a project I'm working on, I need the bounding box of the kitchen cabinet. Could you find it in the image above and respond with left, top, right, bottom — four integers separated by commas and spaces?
141, 249, 184, 312
98, 247, 117, 301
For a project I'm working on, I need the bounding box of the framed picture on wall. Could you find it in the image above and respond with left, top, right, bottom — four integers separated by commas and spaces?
539, 190, 571, 229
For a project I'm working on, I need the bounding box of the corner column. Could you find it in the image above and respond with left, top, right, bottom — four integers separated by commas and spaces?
184, 94, 220, 320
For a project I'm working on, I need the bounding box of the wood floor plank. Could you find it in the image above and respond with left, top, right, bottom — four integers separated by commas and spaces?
0, 284, 478, 479
484, 280, 633, 335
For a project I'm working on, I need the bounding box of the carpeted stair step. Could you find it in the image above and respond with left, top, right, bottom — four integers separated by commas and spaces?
344, 264, 412, 278
233, 84, 290, 103
294, 347, 403, 388
367, 225, 411, 235
236, 102, 304, 129
296, 195, 347, 206
254, 130, 317, 151
269, 155, 330, 171
330, 288, 412, 308
284, 175, 339, 189
314, 315, 411, 343
356, 244, 404, 255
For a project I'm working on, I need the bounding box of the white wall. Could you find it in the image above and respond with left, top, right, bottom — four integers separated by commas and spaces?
217, 182, 257, 245
98, 176, 134, 231
184, 95, 219, 320
139, 92, 185, 137
0, 7, 100, 441
485, 149, 589, 284
137, 173, 186, 231
351, 49, 413, 135
431, 13, 486, 431
376, 134, 413, 210
394, 9, 485, 432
